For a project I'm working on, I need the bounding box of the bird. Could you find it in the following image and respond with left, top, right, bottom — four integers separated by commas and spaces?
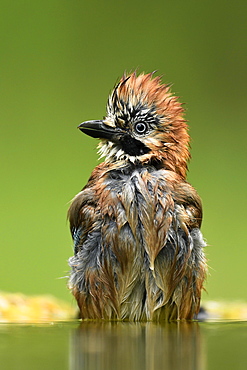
68, 71, 207, 321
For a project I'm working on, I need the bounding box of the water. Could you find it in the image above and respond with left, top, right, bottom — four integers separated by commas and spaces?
0, 320, 246, 370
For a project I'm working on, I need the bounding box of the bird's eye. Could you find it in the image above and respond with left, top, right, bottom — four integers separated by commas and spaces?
134, 122, 148, 135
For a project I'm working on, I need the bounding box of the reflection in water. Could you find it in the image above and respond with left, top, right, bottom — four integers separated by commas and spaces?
70, 321, 205, 370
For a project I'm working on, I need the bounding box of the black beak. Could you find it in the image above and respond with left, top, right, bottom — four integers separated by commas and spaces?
78, 120, 122, 141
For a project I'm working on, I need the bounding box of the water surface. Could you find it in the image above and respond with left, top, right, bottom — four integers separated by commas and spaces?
0, 320, 246, 369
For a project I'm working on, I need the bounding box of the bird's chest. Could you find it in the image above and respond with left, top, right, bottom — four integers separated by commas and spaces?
92, 168, 175, 271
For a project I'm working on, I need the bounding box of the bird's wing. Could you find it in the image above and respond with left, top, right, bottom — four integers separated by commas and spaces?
68, 187, 97, 255
172, 181, 203, 229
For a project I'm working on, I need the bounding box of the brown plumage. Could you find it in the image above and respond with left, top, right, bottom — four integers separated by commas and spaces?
68, 72, 207, 321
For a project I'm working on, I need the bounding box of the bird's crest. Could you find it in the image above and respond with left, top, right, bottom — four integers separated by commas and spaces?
108, 71, 181, 119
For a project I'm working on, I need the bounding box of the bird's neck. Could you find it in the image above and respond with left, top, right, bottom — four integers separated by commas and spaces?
94, 157, 187, 181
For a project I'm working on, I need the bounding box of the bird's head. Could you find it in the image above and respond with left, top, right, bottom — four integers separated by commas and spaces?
78, 72, 190, 178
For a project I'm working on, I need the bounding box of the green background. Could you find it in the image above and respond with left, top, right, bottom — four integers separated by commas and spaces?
1, 0, 246, 304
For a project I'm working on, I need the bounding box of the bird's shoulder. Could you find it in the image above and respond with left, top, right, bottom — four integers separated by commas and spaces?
69, 161, 202, 226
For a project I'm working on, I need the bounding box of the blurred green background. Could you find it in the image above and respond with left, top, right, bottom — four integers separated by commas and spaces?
1, 0, 246, 304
